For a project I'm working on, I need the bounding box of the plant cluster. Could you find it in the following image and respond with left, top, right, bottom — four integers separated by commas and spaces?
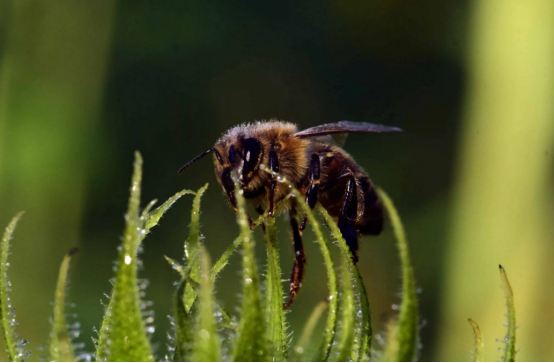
0, 152, 516, 361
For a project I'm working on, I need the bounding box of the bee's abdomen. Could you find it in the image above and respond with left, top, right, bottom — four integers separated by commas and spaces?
315, 146, 384, 236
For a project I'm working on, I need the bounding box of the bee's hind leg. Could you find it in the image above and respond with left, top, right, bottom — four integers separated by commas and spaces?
284, 200, 306, 309
308, 168, 354, 231
300, 153, 321, 231
338, 175, 359, 264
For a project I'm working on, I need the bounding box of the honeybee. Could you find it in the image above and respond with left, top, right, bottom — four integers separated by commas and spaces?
178, 120, 401, 307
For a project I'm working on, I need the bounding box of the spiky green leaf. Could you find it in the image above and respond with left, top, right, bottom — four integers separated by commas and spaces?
165, 256, 187, 277
468, 318, 484, 362
336, 258, 356, 362
293, 301, 328, 361
96, 154, 191, 361
172, 277, 192, 361
145, 189, 195, 232
211, 236, 243, 280
168, 262, 238, 359
354, 267, 372, 361
192, 245, 221, 361
264, 216, 287, 361
105, 151, 153, 361
95, 293, 113, 359
231, 172, 268, 362
184, 183, 209, 311
290, 202, 337, 362
50, 248, 78, 362
0, 212, 29, 362
317, 206, 372, 361
499, 265, 516, 362
378, 188, 419, 362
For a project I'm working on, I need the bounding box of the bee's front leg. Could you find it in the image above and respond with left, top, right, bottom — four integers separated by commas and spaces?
300, 153, 321, 231
268, 150, 279, 217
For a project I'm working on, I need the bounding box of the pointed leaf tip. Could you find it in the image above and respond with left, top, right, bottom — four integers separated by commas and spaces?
499, 265, 516, 362
102, 151, 153, 362
50, 251, 78, 362
164, 256, 186, 277
468, 318, 484, 362
184, 183, 209, 311
68, 247, 79, 257
145, 190, 195, 232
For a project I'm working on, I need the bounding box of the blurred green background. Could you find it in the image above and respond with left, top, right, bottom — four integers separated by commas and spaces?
0, 0, 553, 361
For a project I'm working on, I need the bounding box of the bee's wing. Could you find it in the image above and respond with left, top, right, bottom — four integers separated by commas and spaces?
294, 121, 402, 139
303, 134, 349, 147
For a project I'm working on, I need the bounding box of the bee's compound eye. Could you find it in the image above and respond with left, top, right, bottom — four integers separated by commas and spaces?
229, 145, 236, 164
242, 138, 262, 178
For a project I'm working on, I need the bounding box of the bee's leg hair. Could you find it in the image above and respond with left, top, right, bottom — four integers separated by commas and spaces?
338, 175, 359, 264
268, 150, 279, 217
284, 200, 306, 309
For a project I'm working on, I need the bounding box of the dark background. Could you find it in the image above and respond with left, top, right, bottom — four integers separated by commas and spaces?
1, 0, 553, 361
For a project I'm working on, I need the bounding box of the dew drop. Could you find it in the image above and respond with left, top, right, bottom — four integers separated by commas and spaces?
69, 330, 80, 338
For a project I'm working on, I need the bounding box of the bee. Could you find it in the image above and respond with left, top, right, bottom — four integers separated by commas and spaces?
178, 120, 401, 307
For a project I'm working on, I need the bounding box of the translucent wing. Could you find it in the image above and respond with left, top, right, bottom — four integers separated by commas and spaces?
294, 121, 402, 139
304, 134, 349, 147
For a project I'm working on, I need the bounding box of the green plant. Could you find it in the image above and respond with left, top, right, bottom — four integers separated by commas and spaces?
0, 152, 518, 362
467, 266, 517, 363
50, 248, 79, 362
377, 189, 419, 362
0, 212, 29, 362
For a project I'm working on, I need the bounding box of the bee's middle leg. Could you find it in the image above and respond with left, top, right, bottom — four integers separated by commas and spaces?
284, 201, 306, 309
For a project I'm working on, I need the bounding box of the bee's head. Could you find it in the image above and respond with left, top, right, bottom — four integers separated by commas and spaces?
178, 125, 267, 210
212, 138, 263, 205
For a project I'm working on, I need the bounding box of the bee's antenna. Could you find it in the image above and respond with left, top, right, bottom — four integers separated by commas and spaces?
178, 147, 217, 175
